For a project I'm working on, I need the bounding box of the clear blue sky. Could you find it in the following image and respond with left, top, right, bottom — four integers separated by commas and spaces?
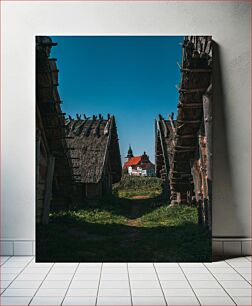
50, 36, 183, 163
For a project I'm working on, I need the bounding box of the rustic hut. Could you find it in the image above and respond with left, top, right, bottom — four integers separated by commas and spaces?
65, 114, 122, 200
155, 36, 212, 229
36, 36, 74, 224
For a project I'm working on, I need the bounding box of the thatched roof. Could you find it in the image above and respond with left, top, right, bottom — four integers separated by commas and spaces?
66, 115, 121, 184
36, 36, 73, 197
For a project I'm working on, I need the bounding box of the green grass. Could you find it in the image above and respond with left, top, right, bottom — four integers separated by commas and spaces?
37, 177, 211, 262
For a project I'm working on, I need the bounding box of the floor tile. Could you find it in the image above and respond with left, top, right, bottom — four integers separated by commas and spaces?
103, 263, 126, 267
128, 267, 155, 274
186, 273, 216, 281
154, 263, 179, 268
219, 280, 252, 288
163, 288, 195, 296
8, 256, 33, 262
2, 261, 28, 268
102, 268, 128, 274
128, 263, 153, 268
228, 261, 252, 268
1, 288, 37, 296
130, 280, 160, 289
22, 267, 50, 274
8, 280, 42, 289
232, 296, 252, 305
50, 267, 77, 274
182, 267, 209, 274
225, 288, 252, 296
74, 273, 100, 281
62, 296, 96, 305
241, 273, 252, 283
132, 296, 166, 305
40, 280, 71, 288
206, 267, 236, 274
98, 288, 130, 296
155, 267, 182, 274
76, 267, 101, 274
79, 263, 102, 267
131, 288, 163, 297
198, 296, 236, 305
99, 281, 129, 288
189, 280, 222, 288
101, 273, 128, 281
158, 273, 186, 281
67, 288, 97, 296
27, 262, 53, 268
160, 280, 191, 288
1, 274, 17, 281
70, 280, 99, 288
46, 273, 73, 281
0, 280, 12, 289
205, 261, 230, 268
1, 267, 23, 274
16, 273, 46, 281
193, 288, 228, 296
227, 257, 250, 263
165, 296, 200, 305
30, 296, 64, 305
35, 287, 67, 296
0, 296, 32, 305
235, 267, 252, 274
214, 273, 245, 281
180, 263, 205, 267
0, 256, 10, 264
97, 296, 131, 305
53, 263, 78, 268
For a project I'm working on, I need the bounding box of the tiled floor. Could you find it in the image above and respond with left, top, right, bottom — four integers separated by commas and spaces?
0, 256, 251, 305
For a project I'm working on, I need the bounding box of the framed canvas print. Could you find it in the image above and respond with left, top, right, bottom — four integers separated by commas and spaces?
36, 35, 212, 262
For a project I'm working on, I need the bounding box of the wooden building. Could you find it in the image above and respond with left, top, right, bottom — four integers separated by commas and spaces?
155, 36, 212, 229
65, 114, 122, 200
36, 36, 74, 224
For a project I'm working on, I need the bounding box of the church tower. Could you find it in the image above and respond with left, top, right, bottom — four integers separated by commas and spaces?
126, 145, 134, 160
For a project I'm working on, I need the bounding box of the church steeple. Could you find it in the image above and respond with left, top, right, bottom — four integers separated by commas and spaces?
126, 145, 134, 159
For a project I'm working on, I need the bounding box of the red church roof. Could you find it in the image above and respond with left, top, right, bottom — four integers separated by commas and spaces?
123, 156, 142, 169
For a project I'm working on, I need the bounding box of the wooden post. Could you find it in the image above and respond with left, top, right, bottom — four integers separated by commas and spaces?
36, 131, 41, 187
42, 155, 55, 224
197, 196, 203, 225
203, 84, 212, 230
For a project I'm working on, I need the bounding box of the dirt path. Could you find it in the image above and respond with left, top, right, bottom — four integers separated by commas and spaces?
126, 198, 147, 227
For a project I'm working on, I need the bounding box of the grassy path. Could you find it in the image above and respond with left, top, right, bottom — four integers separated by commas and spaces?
37, 177, 211, 262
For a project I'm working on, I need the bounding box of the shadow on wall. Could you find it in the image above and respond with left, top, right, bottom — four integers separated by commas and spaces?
212, 42, 243, 237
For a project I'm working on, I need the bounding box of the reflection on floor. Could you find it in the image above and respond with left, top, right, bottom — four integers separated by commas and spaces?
0, 256, 251, 305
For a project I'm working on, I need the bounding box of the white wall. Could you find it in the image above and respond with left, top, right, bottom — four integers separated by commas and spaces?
1, 2, 250, 250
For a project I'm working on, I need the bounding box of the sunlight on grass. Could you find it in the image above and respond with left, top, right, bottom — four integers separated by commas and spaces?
39, 177, 211, 262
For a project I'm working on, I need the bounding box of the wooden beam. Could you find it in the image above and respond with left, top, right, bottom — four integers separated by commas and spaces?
42, 155, 55, 224
176, 119, 202, 124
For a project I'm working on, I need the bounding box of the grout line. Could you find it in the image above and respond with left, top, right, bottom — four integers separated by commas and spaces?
61, 262, 80, 306
225, 260, 252, 286
153, 262, 168, 306
203, 263, 238, 305
95, 262, 103, 306
0, 255, 12, 266
127, 263, 133, 306
177, 263, 202, 306
28, 261, 55, 305
0, 255, 34, 296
